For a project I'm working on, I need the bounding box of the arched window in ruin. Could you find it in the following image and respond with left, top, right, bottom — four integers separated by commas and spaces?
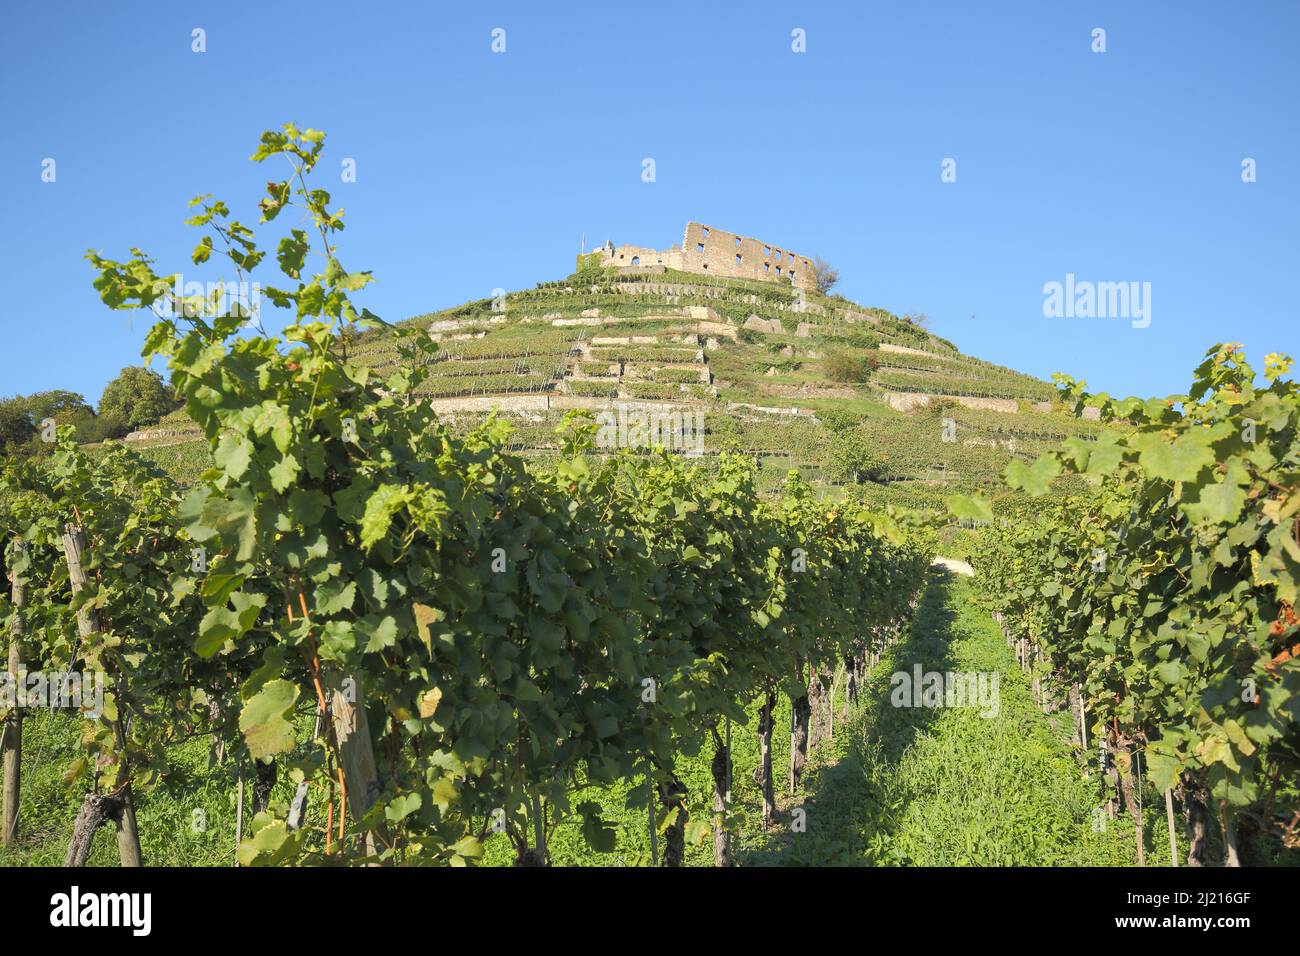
631, 256, 640, 266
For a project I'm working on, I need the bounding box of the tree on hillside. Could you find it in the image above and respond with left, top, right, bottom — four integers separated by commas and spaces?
23, 391, 101, 444
98, 365, 177, 435
828, 428, 887, 484
0, 390, 126, 450
22, 389, 92, 424
903, 311, 931, 330
0, 396, 36, 451
813, 256, 839, 295
62, 407, 122, 444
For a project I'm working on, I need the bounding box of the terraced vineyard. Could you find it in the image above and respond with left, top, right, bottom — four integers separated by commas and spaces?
121, 264, 1101, 502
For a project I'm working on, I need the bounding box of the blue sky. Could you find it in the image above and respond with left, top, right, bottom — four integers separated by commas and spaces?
1, 1, 1296, 405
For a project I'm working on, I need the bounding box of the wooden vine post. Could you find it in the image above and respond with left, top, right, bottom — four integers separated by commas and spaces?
2, 538, 26, 847
1077, 686, 1088, 752
325, 671, 384, 860
645, 754, 659, 866
234, 762, 245, 867
288, 586, 386, 861
1221, 802, 1242, 866
1164, 789, 1178, 866
1031, 644, 1041, 706
756, 685, 777, 831
1127, 743, 1146, 867
62, 522, 142, 867
829, 662, 844, 741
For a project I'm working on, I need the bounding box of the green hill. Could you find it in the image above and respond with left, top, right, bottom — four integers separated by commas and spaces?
125, 266, 1104, 506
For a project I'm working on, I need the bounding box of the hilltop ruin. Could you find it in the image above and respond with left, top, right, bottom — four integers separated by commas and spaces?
581, 222, 817, 293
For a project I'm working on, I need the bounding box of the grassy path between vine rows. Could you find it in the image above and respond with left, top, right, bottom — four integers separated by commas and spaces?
740, 571, 1136, 866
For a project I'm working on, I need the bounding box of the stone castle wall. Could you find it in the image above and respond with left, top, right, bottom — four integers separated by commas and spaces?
586, 222, 817, 293
677, 223, 815, 292
603, 243, 684, 271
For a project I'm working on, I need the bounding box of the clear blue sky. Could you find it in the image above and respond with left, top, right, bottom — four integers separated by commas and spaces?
2, 1, 1296, 406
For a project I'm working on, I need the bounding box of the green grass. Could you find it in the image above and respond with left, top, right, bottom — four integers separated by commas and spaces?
737, 572, 1133, 865
0, 713, 268, 867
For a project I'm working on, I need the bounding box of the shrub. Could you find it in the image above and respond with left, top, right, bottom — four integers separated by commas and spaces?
824, 352, 868, 384
818, 408, 863, 434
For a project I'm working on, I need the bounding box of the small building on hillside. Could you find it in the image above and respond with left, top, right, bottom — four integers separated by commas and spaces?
580, 222, 817, 293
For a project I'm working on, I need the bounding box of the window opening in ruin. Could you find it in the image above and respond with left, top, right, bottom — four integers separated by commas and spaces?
765, 246, 771, 256
735, 237, 740, 246
764, 262, 770, 272
702, 227, 710, 236
696, 242, 704, 252
631, 256, 640, 265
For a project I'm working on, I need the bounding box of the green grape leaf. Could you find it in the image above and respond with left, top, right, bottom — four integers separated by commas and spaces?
239, 679, 301, 760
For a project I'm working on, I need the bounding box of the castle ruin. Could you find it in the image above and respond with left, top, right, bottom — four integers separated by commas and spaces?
582, 222, 817, 293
